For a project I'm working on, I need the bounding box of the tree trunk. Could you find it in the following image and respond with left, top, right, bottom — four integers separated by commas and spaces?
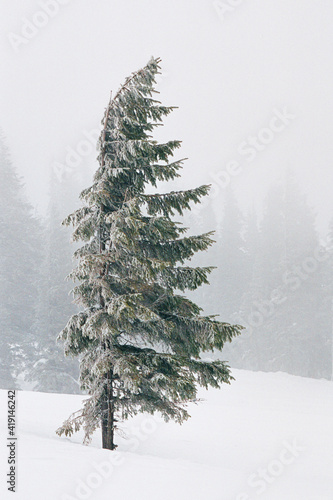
99, 95, 115, 449
101, 369, 116, 450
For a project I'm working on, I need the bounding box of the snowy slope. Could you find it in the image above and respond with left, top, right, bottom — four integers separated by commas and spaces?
1, 369, 332, 500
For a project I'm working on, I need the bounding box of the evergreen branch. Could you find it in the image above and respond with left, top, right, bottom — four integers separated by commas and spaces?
140, 185, 211, 216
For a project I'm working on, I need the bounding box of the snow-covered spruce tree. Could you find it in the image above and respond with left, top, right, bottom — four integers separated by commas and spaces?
57, 57, 243, 450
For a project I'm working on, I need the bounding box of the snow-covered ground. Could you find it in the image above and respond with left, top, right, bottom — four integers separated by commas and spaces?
0, 369, 332, 500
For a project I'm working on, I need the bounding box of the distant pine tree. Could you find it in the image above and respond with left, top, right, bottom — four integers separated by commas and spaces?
241, 173, 330, 378
57, 58, 243, 450
222, 205, 263, 370
29, 169, 80, 393
259, 175, 320, 376
0, 131, 42, 388
211, 188, 246, 321
187, 188, 247, 364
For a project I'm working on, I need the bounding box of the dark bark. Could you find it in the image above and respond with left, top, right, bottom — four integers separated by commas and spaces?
101, 369, 116, 450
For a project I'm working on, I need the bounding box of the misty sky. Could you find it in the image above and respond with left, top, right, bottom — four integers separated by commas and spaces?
1, 0, 333, 234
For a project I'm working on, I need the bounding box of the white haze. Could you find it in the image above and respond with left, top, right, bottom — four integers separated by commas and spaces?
1, 0, 333, 233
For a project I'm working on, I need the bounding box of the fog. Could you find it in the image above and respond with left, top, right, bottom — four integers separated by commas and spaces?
1, 1, 333, 390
